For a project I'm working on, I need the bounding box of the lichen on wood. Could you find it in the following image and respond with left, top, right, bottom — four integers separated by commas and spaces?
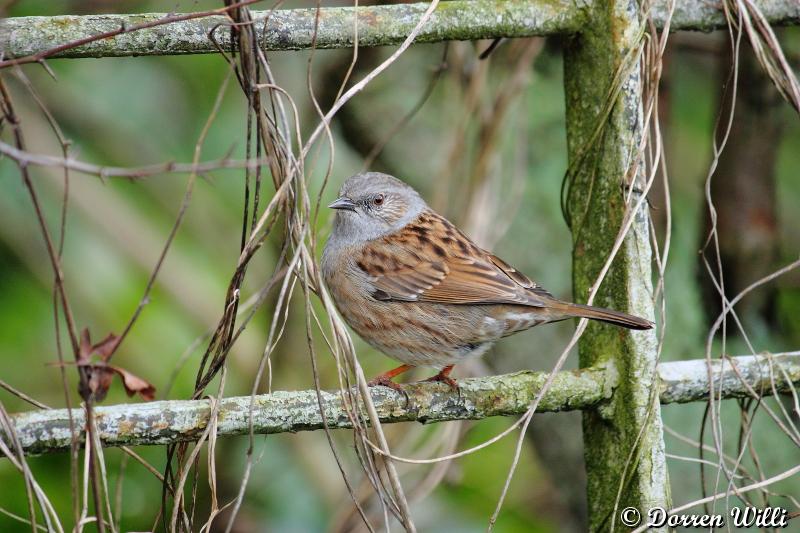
0, 0, 797, 60
8, 367, 610, 456
4, 353, 798, 456
0, 0, 587, 59
659, 352, 800, 404
659, 0, 800, 33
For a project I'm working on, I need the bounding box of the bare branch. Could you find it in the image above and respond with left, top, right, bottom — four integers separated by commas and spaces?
0, 1, 797, 61
5, 353, 798, 456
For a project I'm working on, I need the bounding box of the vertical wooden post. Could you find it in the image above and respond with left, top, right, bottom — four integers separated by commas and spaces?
563, 1, 671, 531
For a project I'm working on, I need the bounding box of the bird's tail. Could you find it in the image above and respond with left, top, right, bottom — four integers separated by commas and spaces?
557, 302, 654, 330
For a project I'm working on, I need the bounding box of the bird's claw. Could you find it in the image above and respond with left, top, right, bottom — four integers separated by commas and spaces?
423, 373, 461, 396
367, 376, 411, 406
367, 375, 403, 391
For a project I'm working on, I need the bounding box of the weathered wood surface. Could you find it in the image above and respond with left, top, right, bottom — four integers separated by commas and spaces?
0, 1, 797, 59
5, 353, 798, 456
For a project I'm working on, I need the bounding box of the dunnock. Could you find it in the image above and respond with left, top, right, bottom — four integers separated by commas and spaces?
322, 172, 653, 390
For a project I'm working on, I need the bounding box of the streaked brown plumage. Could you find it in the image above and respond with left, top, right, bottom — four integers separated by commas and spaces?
322, 172, 653, 389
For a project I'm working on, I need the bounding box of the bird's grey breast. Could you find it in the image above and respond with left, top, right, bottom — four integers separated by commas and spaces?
322, 237, 375, 301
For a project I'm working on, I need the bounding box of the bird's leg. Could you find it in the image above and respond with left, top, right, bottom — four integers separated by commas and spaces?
423, 365, 459, 392
367, 364, 414, 392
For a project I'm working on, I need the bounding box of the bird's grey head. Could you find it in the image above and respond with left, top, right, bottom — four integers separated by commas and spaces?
327, 172, 428, 244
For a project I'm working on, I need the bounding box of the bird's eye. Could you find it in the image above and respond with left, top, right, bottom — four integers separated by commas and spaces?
372, 194, 385, 208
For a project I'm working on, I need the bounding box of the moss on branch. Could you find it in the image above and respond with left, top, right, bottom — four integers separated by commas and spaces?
5, 353, 798, 456
564, 0, 668, 524
0, 0, 587, 59
0, 1, 797, 60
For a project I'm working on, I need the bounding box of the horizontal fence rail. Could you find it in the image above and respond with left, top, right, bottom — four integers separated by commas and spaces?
6, 352, 798, 455
0, 0, 798, 59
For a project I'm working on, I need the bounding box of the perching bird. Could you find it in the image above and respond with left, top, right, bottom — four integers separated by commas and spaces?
322, 172, 653, 390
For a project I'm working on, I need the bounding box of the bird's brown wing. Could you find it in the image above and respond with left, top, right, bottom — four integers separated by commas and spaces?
356, 211, 553, 307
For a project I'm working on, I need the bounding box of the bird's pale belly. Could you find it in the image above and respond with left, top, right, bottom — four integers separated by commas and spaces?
328, 273, 548, 367
341, 302, 499, 367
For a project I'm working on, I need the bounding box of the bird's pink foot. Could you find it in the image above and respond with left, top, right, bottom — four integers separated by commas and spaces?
367, 364, 414, 393
367, 375, 405, 393
423, 365, 459, 393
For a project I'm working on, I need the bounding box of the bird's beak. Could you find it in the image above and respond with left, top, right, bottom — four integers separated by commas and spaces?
328, 196, 357, 212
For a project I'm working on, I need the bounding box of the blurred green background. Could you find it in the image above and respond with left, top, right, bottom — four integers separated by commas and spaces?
1, 1, 799, 531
